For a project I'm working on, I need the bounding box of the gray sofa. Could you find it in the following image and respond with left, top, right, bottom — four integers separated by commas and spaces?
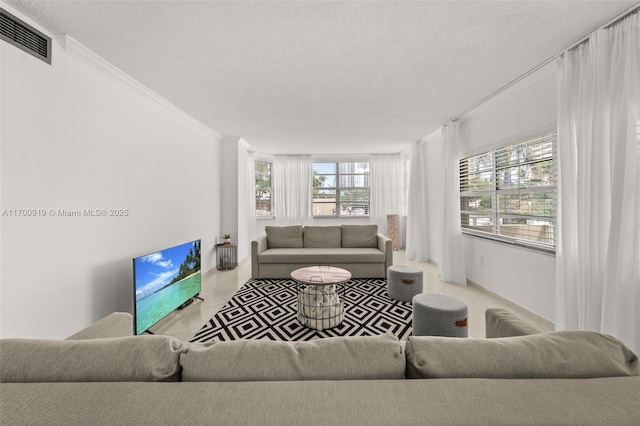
251, 224, 393, 279
1, 309, 639, 425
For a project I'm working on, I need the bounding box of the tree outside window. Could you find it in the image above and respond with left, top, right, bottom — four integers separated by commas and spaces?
255, 160, 273, 217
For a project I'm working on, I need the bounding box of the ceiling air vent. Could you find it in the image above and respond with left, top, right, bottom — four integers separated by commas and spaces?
0, 8, 51, 64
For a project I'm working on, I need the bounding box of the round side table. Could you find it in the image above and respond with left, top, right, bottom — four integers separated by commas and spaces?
290, 266, 351, 330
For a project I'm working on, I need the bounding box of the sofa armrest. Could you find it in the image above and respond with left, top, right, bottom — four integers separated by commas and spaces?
65, 312, 133, 340
251, 236, 268, 279
378, 234, 393, 275
485, 308, 544, 338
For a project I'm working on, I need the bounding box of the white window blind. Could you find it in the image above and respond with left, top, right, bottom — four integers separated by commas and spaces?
459, 133, 557, 251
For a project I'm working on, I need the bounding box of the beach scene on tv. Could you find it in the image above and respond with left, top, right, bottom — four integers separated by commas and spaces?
134, 240, 201, 334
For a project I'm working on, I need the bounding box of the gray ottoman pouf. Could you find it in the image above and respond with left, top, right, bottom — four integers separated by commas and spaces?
387, 265, 423, 302
412, 293, 468, 337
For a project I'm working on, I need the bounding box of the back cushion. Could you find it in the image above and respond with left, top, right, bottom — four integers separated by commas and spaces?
181, 334, 405, 381
0, 336, 186, 383
485, 308, 543, 338
303, 226, 341, 248
265, 226, 303, 248
65, 312, 134, 340
341, 224, 378, 248
405, 331, 639, 379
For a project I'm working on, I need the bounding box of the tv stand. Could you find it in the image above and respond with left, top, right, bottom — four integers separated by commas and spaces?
177, 294, 204, 310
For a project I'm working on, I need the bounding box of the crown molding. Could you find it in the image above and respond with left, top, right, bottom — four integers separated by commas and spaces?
456, 60, 557, 123
419, 127, 442, 144
238, 138, 250, 150
56, 35, 222, 141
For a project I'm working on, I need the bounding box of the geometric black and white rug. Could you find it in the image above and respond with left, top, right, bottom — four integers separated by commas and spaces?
190, 278, 413, 343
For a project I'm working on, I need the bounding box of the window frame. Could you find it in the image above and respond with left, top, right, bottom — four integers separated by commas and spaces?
459, 131, 557, 254
312, 161, 370, 217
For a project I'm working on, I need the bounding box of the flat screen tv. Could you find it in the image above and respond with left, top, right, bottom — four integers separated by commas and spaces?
133, 239, 201, 335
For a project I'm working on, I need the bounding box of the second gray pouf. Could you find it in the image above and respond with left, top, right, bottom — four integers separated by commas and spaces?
412, 293, 468, 337
387, 265, 423, 302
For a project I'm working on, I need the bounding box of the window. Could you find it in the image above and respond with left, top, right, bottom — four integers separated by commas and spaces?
313, 161, 370, 216
255, 159, 273, 217
459, 133, 557, 251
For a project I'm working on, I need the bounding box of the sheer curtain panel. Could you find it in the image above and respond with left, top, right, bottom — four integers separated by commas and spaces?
405, 142, 431, 261
273, 155, 312, 225
439, 122, 466, 285
369, 155, 402, 237
556, 11, 639, 353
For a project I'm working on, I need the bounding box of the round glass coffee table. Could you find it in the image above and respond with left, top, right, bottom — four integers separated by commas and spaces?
290, 266, 352, 330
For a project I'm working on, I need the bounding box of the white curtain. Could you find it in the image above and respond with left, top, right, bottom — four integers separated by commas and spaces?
405, 142, 431, 261
273, 155, 312, 225
556, 12, 640, 353
247, 153, 257, 241
369, 155, 402, 236
439, 122, 466, 285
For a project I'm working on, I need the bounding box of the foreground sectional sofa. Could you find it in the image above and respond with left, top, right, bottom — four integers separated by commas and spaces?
1, 309, 639, 425
251, 224, 393, 279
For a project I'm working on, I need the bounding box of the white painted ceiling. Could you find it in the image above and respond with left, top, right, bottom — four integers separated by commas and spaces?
6, 1, 638, 154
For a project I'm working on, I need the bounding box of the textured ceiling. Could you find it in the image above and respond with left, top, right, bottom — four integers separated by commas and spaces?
5, 0, 637, 154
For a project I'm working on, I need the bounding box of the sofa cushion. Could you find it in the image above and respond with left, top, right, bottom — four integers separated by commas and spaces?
405, 331, 639, 379
265, 226, 304, 248
65, 312, 134, 340
3, 378, 640, 425
485, 308, 543, 338
303, 226, 341, 248
0, 335, 186, 383
258, 248, 385, 264
341, 225, 378, 248
181, 334, 405, 381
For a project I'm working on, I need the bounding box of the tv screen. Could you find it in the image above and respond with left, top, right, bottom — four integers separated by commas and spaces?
133, 239, 201, 335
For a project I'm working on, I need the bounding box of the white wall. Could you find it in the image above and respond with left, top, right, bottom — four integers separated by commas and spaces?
0, 8, 221, 338
463, 237, 556, 320
236, 140, 251, 260
456, 63, 558, 321
220, 137, 240, 246
219, 137, 252, 260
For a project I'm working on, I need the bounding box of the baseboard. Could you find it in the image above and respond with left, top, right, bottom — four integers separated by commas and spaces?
202, 267, 218, 279
466, 279, 555, 332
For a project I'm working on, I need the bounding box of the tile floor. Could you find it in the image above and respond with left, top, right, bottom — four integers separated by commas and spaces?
151, 250, 554, 341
